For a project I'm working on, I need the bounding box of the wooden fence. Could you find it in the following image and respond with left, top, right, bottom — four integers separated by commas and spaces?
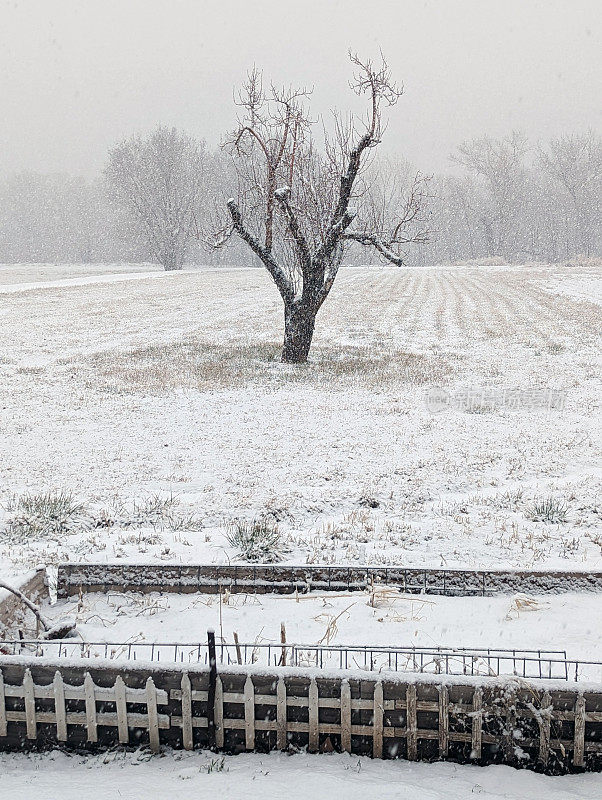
56, 563, 602, 598
1, 656, 600, 773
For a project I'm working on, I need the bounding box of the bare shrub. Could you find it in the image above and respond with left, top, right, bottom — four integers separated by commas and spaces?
495, 488, 525, 511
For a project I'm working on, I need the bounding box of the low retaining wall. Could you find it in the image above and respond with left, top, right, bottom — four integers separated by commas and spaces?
0, 656, 600, 773
57, 563, 602, 597
0, 570, 48, 636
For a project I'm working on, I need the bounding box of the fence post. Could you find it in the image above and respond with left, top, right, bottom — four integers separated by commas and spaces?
438, 685, 449, 757
207, 630, 217, 750
114, 675, 128, 745
373, 681, 384, 759
53, 671, 67, 742
471, 687, 483, 760
308, 678, 319, 753
215, 676, 224, 749
502, 687, 517, 764
145, 677, 160, 753
83, 672, 97, 743
276, 676, 287, 750
244, 674, 255, 750
340, 679, 351, 753
180, 672, 193, 751
538, 691, 551, 765
574, 694, 586, 767
0, 672, 6, 737
23, 669, 37, 740
406, 684, 417, 760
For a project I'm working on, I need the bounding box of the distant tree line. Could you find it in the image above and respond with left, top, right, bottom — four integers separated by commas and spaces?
0, 129, 599, 268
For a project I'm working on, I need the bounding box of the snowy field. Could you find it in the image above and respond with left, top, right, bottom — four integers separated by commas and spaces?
0, 261, 600, 581
0, 261, 601, 796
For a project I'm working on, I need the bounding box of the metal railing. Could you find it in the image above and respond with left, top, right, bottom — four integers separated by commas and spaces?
2, 639, 600, 682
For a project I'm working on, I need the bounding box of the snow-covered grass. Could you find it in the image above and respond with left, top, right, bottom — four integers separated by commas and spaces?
546, 272, 602, 307
0, 261, 162, 288
0, 262, 600, 580
1, 748, 600, 800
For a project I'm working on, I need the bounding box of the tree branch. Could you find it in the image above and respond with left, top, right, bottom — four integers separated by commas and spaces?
227, 199, 294, 302
274, 186, 312, 271
0, 580, 77, 639
313, 207, 357, 268
343, 232, 407, 265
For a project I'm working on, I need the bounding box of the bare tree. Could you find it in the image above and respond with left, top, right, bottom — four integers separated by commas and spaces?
539, 131, 602, 258
425, 173, 481, 264
223, 54, 430, 363
105, 126, 207, 270
451, 132, 528, 259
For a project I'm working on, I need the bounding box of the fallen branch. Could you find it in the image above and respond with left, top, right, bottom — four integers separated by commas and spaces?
0, 580, 76, 639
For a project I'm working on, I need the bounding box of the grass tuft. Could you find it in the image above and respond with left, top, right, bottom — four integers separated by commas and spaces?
3, 490, 87, 539
226, 517, 287, 562
526, 495, 569, 523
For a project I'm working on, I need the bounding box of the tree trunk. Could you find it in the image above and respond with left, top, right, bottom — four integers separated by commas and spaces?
281, 302, 317, 363
160, 242, 184, 271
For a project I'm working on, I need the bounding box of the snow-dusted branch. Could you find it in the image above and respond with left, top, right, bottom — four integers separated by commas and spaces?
0, 580, 76, 639
226, 199, 294, 302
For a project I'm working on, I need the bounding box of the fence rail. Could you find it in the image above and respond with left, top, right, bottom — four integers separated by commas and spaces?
2, 640, 601, 683
0, 656, 601, 773
56, 563, 602, 598
0, 666, 168, 751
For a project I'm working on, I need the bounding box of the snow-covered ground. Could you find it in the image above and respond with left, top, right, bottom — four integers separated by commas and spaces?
2, 748, 600, 800
1, 261, 601, 795
31, 589, 601, 680
0, 261, 162, 287
547, 272, 602, 307
0, 262, 600, 581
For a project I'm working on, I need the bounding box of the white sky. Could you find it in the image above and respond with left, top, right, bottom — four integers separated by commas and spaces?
0, 0, 600, 177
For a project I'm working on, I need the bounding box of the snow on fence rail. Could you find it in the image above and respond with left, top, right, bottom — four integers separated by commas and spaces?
3, 640, 601, 683
0, 655, 600, 772
56, 563, 602, 597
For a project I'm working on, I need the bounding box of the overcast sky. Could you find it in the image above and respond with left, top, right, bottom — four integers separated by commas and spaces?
0, 0, 600, 178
